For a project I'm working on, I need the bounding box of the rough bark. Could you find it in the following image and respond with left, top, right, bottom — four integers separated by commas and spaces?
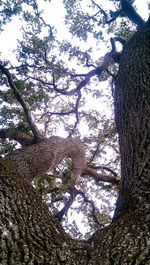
0, 128, 34, 147
0, 16, 150, 265
1, 159, 150, 264
6, 136, 118, 185
113, 17, 150, 221
0, 159, 89, 264
7, 136, 86, 186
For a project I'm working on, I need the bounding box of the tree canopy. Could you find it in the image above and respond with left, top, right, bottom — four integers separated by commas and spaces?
0, 0, 149, 241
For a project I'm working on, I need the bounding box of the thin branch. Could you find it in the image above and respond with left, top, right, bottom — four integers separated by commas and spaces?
91, 0, 108, 23
84, 54, 96, 68
40, 90, 81, 136
88, 142, 101, 164
52, 47, 115, 96
106, 69, 116, 79
88, 165, 118, 178
91, 0, 145, 27
82, 166, 119, 185
27, 75, 53, 87
68, 90, 81, 136
55, 188, 76, 221
70, 73, 87, 78
45, 110, 75, 116
0, 63, 41, 141
32, 0, 53, 37
55, 186, 103, 226
74, 187, 103, 227
68, 112, 79, 137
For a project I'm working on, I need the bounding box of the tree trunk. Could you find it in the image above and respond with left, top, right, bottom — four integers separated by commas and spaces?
1, 159, 150, 264
113, 17, 150, 221
1, 19, 150, 265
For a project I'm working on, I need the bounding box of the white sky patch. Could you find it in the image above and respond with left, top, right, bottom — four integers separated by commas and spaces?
0, 0, 149, 59
0, 17, 21, 59
135, 0, 149, 20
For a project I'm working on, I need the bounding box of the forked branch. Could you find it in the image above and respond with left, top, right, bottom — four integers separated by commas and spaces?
91, 0, 145, 27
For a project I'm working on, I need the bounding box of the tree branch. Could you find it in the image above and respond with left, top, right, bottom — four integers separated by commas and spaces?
91, 0, 108, 23
52, 47, 115, 96
82, 166, 119, 185
0, 63, 42, 141
0, 128, 34, 147
88, 142, 101, 164
55, 186, 104, 226
121, 0, 145, 27
91, 0, 145, 27
73, 187, 103, 227
32, 0, 53, 37
54, 187, 77, 221
40, 90, 81, 136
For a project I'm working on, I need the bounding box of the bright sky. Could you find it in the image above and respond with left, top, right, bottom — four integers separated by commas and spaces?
0, 0, 149, 136
0, 0, 149, 58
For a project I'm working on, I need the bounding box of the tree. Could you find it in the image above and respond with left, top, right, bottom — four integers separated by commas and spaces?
0, 0, 150, 263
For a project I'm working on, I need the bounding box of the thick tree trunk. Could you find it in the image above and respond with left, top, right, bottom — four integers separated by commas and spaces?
0, 159, 89, 264
1, 18, 150, 265
113, 17, 150, 221
1, 159, 150, 264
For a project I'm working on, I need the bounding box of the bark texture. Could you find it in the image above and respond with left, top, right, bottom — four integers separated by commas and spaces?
7, 136, 86, 186
0, 159, 89, 264
1, 159, 150, 264
0, 16, 150, 265
7, 136, 118, 186
113, 17, 150, 220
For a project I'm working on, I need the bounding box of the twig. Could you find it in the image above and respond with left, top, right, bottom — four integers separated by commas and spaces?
88, 142, 101, 164
91, 0, 108, 23
32, 0, 53, 36
74, 187, 103, 226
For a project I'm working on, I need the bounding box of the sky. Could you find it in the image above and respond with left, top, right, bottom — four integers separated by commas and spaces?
1, 0, 148, 121
0, 0, 149, 59
0, 0, 149, 159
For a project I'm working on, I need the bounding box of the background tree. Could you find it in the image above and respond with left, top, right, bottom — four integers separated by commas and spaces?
0, 0, 150, 264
